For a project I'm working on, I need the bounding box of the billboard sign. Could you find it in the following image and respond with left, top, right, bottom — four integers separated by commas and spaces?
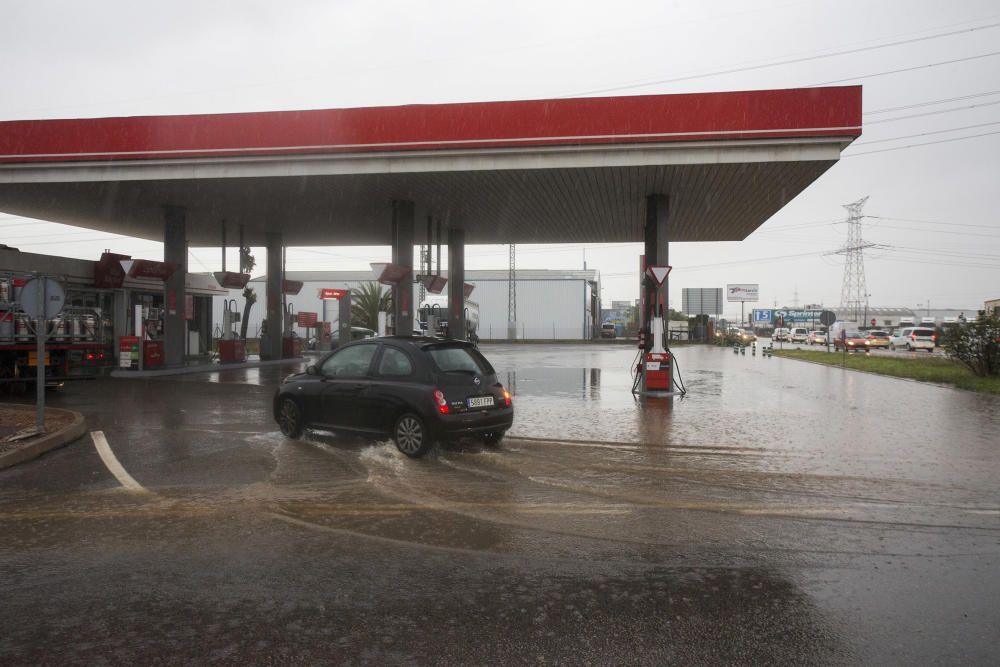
775, 309, 825, 324
727, 284, 759, 302
681, 288, 723, 316
752, 309, 772, 323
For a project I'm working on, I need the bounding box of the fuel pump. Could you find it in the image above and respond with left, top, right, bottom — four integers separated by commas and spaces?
281, 303, 301, 358
643, 304, 673, 391
426, 304, 442, 337
218, 299, 247, 363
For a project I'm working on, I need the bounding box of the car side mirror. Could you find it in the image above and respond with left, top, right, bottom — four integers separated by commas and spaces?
306, 365, 320, 376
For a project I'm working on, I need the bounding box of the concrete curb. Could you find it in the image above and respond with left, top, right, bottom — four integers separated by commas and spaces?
0, 405, 88, 470
110, 356, 306, 378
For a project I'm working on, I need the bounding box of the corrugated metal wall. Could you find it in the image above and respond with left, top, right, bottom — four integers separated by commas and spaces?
215, 277, 594, 340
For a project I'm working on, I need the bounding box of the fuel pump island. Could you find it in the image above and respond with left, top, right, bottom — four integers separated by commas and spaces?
633, 263, 685, 398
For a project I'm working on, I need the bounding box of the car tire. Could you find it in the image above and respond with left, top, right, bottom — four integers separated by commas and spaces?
394, 413, 432, 458
889, 344, 895, 351
906, 343, 912, 351
483, 431, 506, 447
278, 398, 304, 439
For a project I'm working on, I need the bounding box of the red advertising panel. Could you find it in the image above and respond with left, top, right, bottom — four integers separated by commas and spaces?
185, 294, 194, 321
283, 280, 304, 295
318, 288, 350, 300
370, 262, 411, 286
213, 271, 251, 289
122, 259, 178, 281
418, 275, 447, 294
95, 252, 131, 288
143, 340, 164, 368
463, 283, 475, 298
297, 311, 318, 327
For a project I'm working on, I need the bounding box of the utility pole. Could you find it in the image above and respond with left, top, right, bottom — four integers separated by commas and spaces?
507, 243, 517, 339
837, 197, 874, 323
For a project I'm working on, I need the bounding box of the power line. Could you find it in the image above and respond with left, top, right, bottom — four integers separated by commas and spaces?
865, 99, 1000, 125
866, 214, 997, 230
842, 129, 1000, 157
865, 89, 1000, 115
565, 20, 1000, 97
850, 121, 1000, 147
812, 50, 1000, 86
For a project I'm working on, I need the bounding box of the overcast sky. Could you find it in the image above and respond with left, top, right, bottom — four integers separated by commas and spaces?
1, 0, 998, 318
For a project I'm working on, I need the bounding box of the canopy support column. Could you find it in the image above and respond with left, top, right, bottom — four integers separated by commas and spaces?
262, 232, 283, 360
643, 194, 671, 394
391, 200, 415, 336
448, 228, 466, 341
163, 206, 187, 367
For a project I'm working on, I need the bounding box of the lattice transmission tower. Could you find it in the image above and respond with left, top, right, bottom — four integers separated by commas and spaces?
837, 196, 872, 321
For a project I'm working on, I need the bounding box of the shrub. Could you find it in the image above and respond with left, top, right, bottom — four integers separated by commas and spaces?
944, 310, 1000, 377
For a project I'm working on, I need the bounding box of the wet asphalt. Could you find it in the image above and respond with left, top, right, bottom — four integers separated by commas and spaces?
1, 343, 998, 665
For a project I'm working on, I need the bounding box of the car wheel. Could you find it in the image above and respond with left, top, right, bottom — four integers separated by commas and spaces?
889, 344, 895, 351
394, 413, 432, 458
278, 398, 304, 439
906, 343, 912, 351
483, 431, 506, 447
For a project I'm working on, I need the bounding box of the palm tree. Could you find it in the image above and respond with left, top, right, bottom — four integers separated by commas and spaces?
351, 282, 392, 330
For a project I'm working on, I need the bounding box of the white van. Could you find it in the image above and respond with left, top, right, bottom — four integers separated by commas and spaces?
828, 320, 860, 343
772, 327, 791, 341
790, 327, 809, 343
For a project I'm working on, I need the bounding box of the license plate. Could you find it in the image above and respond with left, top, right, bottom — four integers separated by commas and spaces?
467, 396, 494, 409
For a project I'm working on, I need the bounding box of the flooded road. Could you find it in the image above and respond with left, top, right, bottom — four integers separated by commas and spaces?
1, 344, 998, 664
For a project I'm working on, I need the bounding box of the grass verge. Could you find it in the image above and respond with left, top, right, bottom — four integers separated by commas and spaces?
772, 349, 1000, 395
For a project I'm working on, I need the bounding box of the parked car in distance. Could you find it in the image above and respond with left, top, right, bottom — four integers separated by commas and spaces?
273, 337, 514, 458
600, 322, 617, 339
790, 327, 809, 343
890, 327, 936, 352
832, 331, 871, 352
866, 330, 891, 348
807, 330, 827, 345
772, 327, 791, 341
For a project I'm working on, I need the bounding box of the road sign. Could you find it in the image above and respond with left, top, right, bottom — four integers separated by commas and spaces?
681, 288, 723, 316
646, 265, 672, 285
19, 277, 65, 319
820, 310, 837, 326
753, 309, 772, 323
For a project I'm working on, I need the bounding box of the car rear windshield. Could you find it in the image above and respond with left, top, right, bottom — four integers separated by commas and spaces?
912, 328, 935, 337
427, 344, 495, 374
846, 332, 863, 338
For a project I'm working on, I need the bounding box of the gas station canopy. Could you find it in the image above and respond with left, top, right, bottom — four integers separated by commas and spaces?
0, 86, 860, 246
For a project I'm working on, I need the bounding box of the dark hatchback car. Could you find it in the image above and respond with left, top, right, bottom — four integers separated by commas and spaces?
273, 336, 513, 458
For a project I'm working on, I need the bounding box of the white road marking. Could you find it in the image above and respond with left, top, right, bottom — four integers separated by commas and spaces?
90, 431, 150, 494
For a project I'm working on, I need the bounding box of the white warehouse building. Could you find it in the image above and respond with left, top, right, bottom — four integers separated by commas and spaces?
213, 269, 601, 341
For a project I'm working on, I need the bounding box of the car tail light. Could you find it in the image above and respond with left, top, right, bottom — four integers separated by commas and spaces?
85, 353, 95, 361
433, 389, 449, 414
911, 333, 917, 340
932, 335, 936, 341
502, 387, 512, 407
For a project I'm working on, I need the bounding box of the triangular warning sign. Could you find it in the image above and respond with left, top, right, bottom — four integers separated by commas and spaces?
646, 265, 672, 285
